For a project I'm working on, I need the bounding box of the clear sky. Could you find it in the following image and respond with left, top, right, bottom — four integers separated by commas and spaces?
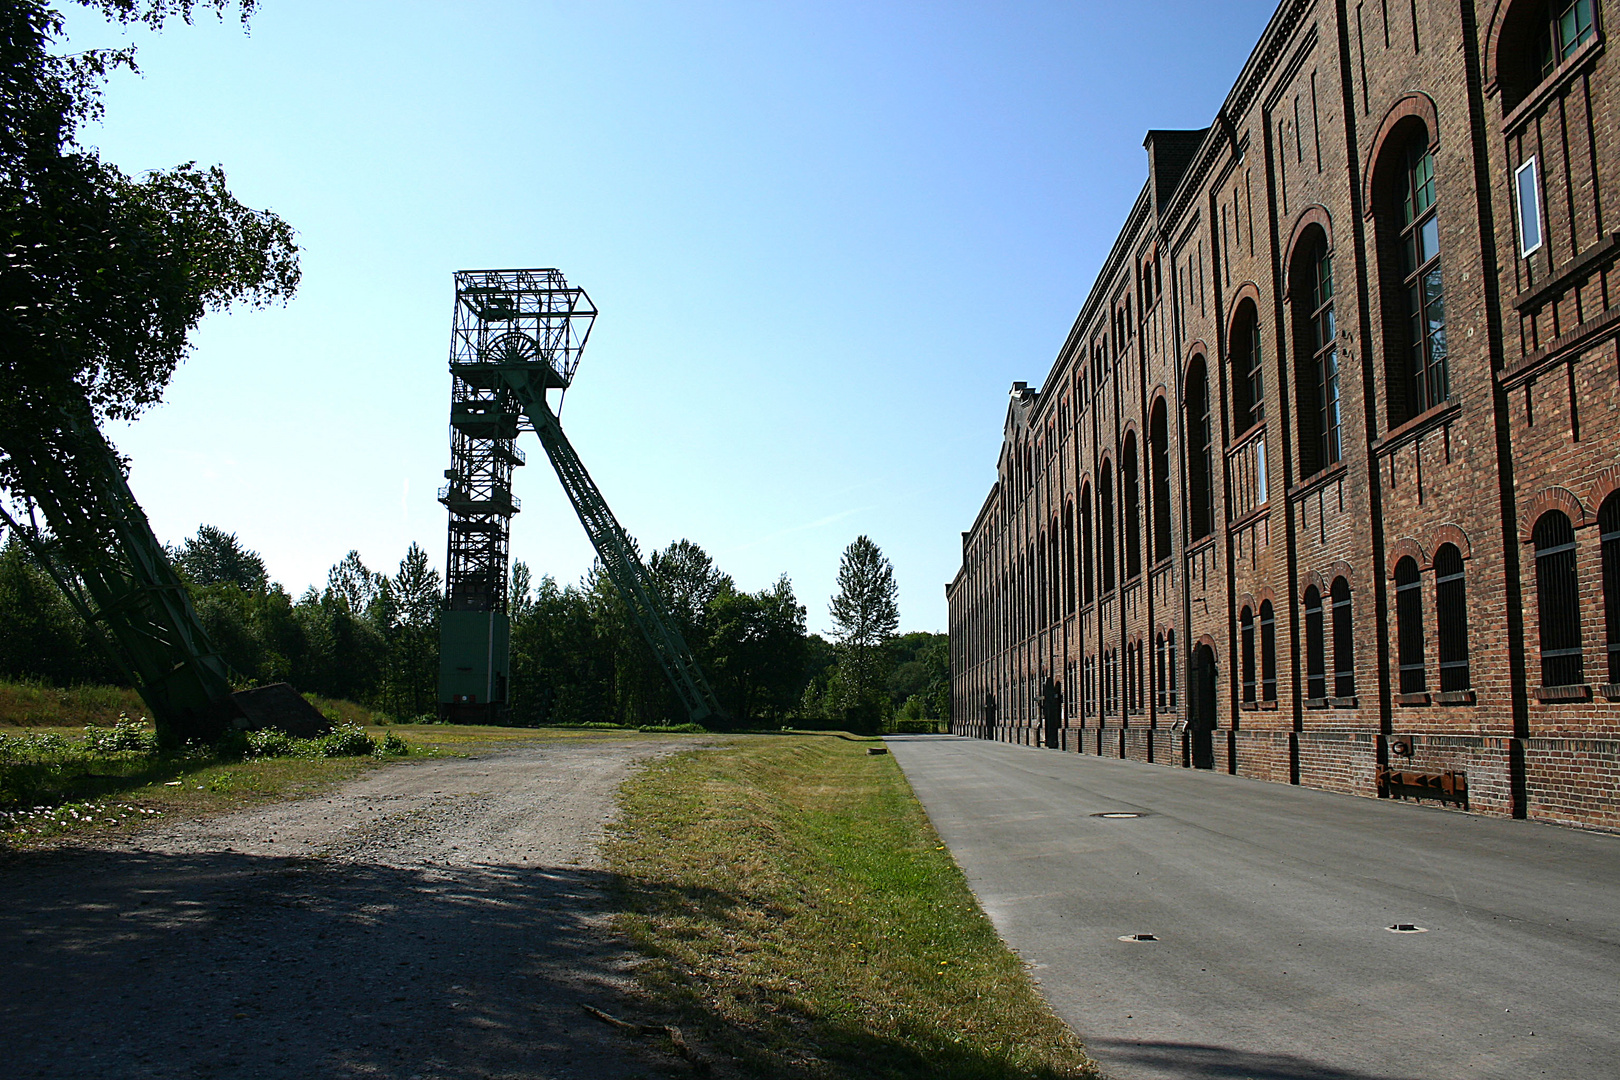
66, 0, 1278, 635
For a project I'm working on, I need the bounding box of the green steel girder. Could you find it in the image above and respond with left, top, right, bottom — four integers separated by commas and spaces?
510, 381, 723, 726
0, 411, 238, 744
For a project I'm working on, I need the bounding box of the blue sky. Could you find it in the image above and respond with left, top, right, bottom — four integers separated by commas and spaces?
68, 0, 1278, 635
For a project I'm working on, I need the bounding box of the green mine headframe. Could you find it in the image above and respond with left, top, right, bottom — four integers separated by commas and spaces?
438, 268, 723, 726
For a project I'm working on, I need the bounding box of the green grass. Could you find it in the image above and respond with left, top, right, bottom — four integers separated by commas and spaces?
606, 734, 1097, 1079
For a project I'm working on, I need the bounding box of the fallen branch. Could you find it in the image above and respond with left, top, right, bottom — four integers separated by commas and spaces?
582, 1003, 711, 1075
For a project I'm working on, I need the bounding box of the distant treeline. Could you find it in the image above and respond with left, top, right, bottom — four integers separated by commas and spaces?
0, 527, 948, 729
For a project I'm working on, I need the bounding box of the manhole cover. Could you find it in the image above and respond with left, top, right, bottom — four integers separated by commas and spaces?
1091, 812, 1144, 818
1386, 923, 1429, 933
1118, 933, 1159, 942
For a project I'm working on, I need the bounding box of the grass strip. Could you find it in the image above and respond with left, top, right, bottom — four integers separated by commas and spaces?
606, 733, 1097, 1079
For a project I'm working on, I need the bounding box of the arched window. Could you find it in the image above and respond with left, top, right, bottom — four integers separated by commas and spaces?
1534, 510, 1583, 686
1126, 641, 1137, 714
1037, 533, 1048, 627
1100, 462, 1117, 592
1240, 606, 1256, 704
1155, 632, 1167, 709
1123, 433, 1142, 580
1395, 557, 1427, 694
1434, 544, 1471, 692
1133, 641, 1144, 712
1166, 628, 1177, 708
1601, 494, 1620, 683
1186, 356, 1214, 539
1230, 300, 1265, 433
1292, 229, 1341, 477
1150, 400, 1173, 563
1378, 124, 1448, 424
1081, 482, 1095, 605
1050, 516, 1062, 624
1260, 600, 1277, 702
1332, 577, 1355, 697
1304, 585, 1327, 699
1063, 502, 1076, 613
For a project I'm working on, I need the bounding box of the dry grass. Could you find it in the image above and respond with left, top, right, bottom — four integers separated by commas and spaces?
0, 680, 145, 726
606, 733, 1097, 1080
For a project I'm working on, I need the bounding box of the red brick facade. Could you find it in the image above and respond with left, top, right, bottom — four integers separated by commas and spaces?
946, 0, 1620, 831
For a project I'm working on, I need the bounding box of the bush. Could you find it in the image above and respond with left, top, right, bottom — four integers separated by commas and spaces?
891, 718, 942, 734
244, 722, 378, 760
379, 731, 408, 755
638, 723, 706, 734
82, 715, 157, 754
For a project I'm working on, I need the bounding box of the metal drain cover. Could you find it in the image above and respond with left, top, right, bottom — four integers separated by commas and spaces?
1386, 923, 1429, 933
1118, 933, 1159, 942
1092, 812, 1144, 818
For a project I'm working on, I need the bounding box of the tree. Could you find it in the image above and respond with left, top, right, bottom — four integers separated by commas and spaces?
376, 543, 441, 719
706, 574, 807, 724
827, 535, 899, 732
0, 0, 298, 742
171, 524, 268, 590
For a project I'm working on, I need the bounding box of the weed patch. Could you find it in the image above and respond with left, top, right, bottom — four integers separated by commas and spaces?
606, 735, 1096, 1079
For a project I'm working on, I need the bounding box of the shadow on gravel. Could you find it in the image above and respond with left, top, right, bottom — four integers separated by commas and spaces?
1084, 1038, 1425, 1080
0, 847, 674, 1080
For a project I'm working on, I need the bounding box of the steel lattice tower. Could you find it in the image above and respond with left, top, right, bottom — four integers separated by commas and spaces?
438, 269, 594, 720
438, 267, 723, 726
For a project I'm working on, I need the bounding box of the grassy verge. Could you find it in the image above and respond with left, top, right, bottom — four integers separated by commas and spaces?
606, 734, 1096, 1079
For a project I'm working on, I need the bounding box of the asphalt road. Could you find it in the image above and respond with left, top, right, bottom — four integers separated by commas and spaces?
886, 735, 1620, 1080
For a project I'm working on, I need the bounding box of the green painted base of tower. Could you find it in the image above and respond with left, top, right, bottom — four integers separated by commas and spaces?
438, 610, 510, 724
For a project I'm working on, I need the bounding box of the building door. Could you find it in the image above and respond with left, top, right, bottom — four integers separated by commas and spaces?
1190, 644, 1217, 769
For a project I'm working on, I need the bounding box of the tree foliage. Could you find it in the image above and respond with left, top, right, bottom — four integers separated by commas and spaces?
826, 535, 900, 732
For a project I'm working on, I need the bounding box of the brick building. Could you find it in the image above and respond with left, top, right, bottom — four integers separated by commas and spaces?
945, 0, 1620, 830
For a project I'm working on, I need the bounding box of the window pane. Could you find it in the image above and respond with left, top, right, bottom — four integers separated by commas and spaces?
1517, 159, 1542, 255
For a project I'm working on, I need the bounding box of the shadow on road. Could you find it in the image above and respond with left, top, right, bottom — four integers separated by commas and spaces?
1084, 1038, 1425, 1080
0, 846, 671, 1080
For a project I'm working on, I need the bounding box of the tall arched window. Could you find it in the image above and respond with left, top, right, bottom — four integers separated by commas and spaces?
1063, 502, 1076, 613
1100, 462, 1117, 592
1260, 600, 1277, 703
1186, 356, 1214, 539
1304, 585, 1327, 699
1081, 482, 1095, 605
1240, 606, 1256, 704
1050, 516, 1061, 624
1434, 544, 1471, 692
1378, 124, 1448, 424
1534, 510, 1583, 686
1155, 632, 1167, 709
1037, 534, 1048, 628
1332, 577, 1355, 697
1601, 494, 1620, 683
1150, 400, 1173, 563
1230, 300, 1265, 433
1292, 229, 1341, 477
1395, 557, 1427, 694
1166, 628, 1177, 708
1123, 434, 1142, 580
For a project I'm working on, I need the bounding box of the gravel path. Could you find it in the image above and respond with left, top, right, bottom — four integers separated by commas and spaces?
0, 737, 697, 1080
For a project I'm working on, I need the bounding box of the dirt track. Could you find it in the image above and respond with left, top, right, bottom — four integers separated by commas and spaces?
0, 737, 696, 1080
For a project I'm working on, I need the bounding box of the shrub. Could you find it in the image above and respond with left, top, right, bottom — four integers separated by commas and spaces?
378, 732, 408, 755
638, 723, 706, 734
245, 728, 298, 758
314, 722, 376, 758
892, 718, 942, 735
82, 715, 157, 754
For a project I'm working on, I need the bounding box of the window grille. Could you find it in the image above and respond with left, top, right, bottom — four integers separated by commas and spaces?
1540, 0, 1596, 78
1260, 601, 1277, 702
1081, 486, 1095, 605
1241, 606, 1257, 704
1167, 629, 1177, 709
1124, 438, 1142, 580
1304, 586, 1327, 699
1101, 465, 1116, 592
1151, 404, 1173, 562
1602, 495, 1620, 683
1331, 577, 1355, 697
1534, 511, 1584, 687
1434, 544, 1471, 692
1188, 358, 1214, 539
1395, 558, 1427, 694
1232, 304, 1265, 432
1155, 633, 1167, 709
1399, 138, 1448, 415
1307, 240, 1341, 470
